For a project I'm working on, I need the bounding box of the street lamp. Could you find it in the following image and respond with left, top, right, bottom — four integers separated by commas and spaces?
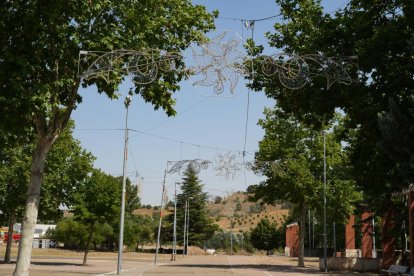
172, 182, 179, 261
154, 170, 167, 265
322, 130, 327, 272
117, 94, 131, 275
183, 200, 187, 257
186, 197, 193, 255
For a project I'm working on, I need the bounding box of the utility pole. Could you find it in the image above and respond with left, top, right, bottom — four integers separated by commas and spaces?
323, 130, 327, 272
117, 94, 131, 275
372, 216, 376, 258
154, 170, 167, 265
308, 210, 311, 255
186, 199, 190, 255
333, 222, 336, 257
230, 213, 233, 256
172, 182, 178, 261
183, 200, 187, 256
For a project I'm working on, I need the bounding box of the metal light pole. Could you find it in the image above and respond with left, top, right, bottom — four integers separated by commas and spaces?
333, 222, 336, 257
154, 170, 167, 265
172, 182, 178, 261
117, 95, 131, 275
186, 199, 190, 255
183, 200, 187, 256
323, 130, 328, 272
230, 213, 233, 256
308, 210, 311, 254
372, 217, 376, 258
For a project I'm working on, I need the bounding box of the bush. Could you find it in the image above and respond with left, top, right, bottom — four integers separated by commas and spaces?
235, 202, 242, 212
55, 218, 88, 250
214, 196, 223, 204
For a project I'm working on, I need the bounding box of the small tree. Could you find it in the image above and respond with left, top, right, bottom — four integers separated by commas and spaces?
250, 219, 280, 255
235, 202, 242, 212
73, 169, 121, 265
249, 108, 360, 266
166, 165, 218, 248
214, 196, 223, 204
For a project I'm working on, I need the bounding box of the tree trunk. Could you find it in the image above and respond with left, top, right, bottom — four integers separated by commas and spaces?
13, 138, 54, 276
83, 221, 96, 266
4, 211, 16, 263
298, 203, 306, 267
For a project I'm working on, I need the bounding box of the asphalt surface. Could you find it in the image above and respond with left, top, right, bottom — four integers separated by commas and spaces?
0, 254, 378, 275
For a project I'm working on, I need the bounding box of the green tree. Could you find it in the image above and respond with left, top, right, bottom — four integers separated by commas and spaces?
166, 165, 219, 249
235, 202, 242, 212
0, 139, 30, 263
55, 218, 89, 250
379, 97, 414, 183
248, 108, 359, 266
0, 1, 216, 274
123, 178, 141, 215
246, 0, 413, 265
214, 196, 223, 204
73, 169, 121, 265
0, 121, 93, 262
250, 218, 279, 254
40, 121, 94, 222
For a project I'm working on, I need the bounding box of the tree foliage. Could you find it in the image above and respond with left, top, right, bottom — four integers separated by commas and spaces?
0, 1, 217, 273
245, 0, 414, 264
250, 218, 280, 253
248, 107, 359, 266
73, 169, 121, 264
165, 165, 219, 247
247, 0, 413, 215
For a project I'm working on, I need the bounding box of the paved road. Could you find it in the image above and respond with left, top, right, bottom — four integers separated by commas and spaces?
0, 254, 377, 275
142, 255, 322, 276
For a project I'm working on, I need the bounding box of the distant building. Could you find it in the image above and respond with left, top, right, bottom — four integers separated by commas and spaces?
13, 223, 56, 238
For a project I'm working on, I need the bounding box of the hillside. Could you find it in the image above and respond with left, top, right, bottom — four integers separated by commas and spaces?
134, 192, 290, 233
207, 192, 289, 233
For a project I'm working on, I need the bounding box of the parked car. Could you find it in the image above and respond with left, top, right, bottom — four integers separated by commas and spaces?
4, 233, 21, 242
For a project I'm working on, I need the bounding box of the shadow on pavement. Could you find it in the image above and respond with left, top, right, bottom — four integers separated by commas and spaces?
30, 261, 84, 267
167, 263, 321, 274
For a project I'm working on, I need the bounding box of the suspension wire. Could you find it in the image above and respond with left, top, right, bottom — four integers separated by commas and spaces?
180, 142, 183, 160
217, 14, 282, 22
144, 96, 211, 132
128, 128, 254, 154
130, 150, 139, 177
242, 20, 256, 189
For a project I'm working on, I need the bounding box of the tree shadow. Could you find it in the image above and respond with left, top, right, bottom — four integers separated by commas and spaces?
30, 261, 84, 267
168, 263, 321, 274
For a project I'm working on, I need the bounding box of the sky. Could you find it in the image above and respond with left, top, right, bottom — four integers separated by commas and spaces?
71, 0, 349, 205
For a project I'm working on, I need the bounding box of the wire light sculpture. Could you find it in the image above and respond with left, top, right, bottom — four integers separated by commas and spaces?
78, 49, 181, 85
189, 32, 245, 94
167, 159, 211, 175
212, 151, 244, 180
259, 53, 358, 90
78, 33, 358, 93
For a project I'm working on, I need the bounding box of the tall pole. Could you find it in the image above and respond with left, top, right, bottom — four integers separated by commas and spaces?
186, 199, 190, 255
230, 213, 233, 256
308, 209, 311, 254
333, 222, 336, 257
154, 170, 167, 265
372, 217, 376, 258
183, 200, 187, 256
312, 218, 315, 248
323, 130, 327, 272
172, 182, 178, 261
117, 95, 131, 275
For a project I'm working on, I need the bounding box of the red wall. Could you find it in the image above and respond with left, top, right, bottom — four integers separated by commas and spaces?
285, 223, 299, 257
